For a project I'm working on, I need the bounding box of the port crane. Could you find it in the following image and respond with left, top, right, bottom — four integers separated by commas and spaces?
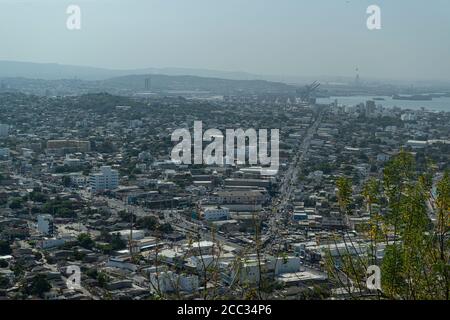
297, 81, 321, 104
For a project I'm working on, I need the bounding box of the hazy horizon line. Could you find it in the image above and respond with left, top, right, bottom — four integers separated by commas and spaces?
1, 59, 450, 86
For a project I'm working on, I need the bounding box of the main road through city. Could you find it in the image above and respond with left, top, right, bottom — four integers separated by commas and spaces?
263, 105, 327, 249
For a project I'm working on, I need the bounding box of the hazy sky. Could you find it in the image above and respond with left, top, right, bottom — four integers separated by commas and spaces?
0, 0, 449, 81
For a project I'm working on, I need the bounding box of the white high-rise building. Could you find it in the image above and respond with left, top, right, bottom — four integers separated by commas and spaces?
37, 214, 54, 236
89, 166, 119, 192
0, 124, 10, 137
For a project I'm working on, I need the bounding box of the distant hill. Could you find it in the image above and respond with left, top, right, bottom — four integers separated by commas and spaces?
99, 74, 295, 94
0, 61, 121, 80
0, 60, 267, 82
0, 72, 296, 96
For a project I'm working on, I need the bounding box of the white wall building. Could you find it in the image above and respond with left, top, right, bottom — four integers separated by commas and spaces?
149, 271, 199, 294
237, 261, 261, 284
202, 206, 230, 221
401, 113, 417, 121
269, 256, 302, 275
89, 166, 119, 192
406, 140, 428, 149
106, 256, 138, 272
37, 214, 54, 236
37, 237, 66, 249
63, 155, 81, 167
69, 173, 87, 187
187, 255, 215, 271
